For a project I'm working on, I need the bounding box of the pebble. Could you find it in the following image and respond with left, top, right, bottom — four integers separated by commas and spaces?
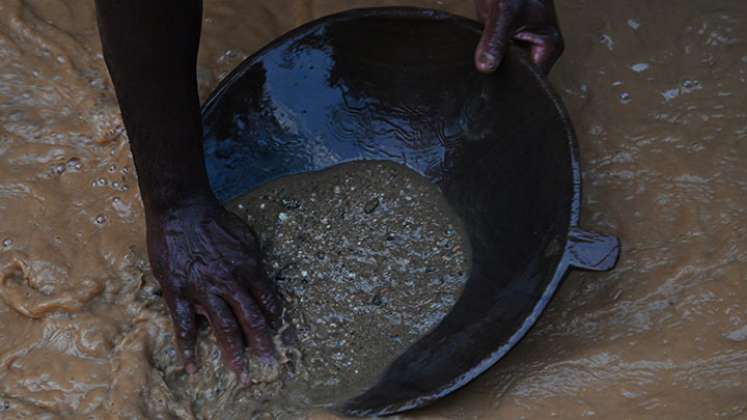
282, 198, 301, 209
363, 197, 379, 214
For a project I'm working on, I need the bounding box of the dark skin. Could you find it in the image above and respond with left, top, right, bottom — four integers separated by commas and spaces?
94, 0, 562, 383
474, 0, 564, 74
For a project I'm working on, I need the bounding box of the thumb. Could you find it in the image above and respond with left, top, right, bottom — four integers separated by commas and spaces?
474, 1, 518, 73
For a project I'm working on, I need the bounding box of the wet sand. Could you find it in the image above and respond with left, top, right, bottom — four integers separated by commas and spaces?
0, 0, 746, 419
227, 160, 468, 407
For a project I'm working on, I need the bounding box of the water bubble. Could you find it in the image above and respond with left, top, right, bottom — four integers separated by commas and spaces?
2, 239, 12, 248
682, 79, 701, 90
95, 215, 107, 225
52, 163, 66, 175
66, 158, 82, 171
112, 181, 122, 190
95, 178, 107, 187
108, 164, 117, 173
619, 92, 632, 104
278, 212, 289, 222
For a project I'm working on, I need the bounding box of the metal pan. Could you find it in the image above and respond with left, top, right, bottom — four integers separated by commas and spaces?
201, 7, 620, 417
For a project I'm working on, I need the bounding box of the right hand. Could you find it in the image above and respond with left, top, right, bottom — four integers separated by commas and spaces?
146, 197, 282, 384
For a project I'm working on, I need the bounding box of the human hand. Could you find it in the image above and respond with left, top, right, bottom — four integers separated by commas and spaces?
474, 0, 564, 74
146, 197, 281, 384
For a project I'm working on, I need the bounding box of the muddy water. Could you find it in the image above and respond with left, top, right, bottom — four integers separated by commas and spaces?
0, 0, 745, 419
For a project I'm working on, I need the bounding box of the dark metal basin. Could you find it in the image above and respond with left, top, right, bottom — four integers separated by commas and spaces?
201, 7, 620, 417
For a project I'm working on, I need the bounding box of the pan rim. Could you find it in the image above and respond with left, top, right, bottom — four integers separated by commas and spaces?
200, 6, 584, 416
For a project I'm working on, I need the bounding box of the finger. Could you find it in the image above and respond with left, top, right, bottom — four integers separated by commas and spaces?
235, 265, 282, 327
163, 291, 198, 374
513, 30, 564, 74
474, 0, 491, 22
222, 288, 276, 363
475, 0, 519, 73
200, 294, 249, 384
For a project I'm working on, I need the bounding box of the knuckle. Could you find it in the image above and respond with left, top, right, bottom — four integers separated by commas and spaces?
248, 310, 269, 330
212, 265, 235, 282
215, 281, 236, 297
215, 312, 238, 332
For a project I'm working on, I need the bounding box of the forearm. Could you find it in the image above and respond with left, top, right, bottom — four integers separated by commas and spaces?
95, 0, 212, 214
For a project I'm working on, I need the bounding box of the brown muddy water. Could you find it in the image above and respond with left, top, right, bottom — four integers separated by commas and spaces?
0, 0, 746, 419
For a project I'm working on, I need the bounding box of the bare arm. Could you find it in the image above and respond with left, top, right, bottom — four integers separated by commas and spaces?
95, 0, 209, 211
95, 0, 280, 383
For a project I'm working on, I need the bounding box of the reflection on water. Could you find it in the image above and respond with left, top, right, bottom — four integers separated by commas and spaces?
203, 17, 485, 202
0, 0, 745, 419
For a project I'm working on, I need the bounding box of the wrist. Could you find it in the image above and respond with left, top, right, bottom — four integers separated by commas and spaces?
141, 180, 219, 219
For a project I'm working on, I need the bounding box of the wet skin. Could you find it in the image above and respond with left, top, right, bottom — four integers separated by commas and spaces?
474, 0, 564, 73
93, 0, 563, 382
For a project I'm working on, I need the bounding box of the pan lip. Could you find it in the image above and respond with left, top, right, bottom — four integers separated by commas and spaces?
200, 6, 583, 416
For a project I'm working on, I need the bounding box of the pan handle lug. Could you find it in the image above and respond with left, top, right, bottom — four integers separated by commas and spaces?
567, 227, 620, 271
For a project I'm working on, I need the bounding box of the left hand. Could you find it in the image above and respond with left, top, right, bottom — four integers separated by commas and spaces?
474, 0, 564, 74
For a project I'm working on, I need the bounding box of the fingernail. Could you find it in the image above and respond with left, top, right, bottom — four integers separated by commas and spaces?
478, 52, 498, 71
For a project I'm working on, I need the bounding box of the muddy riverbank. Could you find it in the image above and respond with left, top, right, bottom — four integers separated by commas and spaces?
0, 0, 745, 419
